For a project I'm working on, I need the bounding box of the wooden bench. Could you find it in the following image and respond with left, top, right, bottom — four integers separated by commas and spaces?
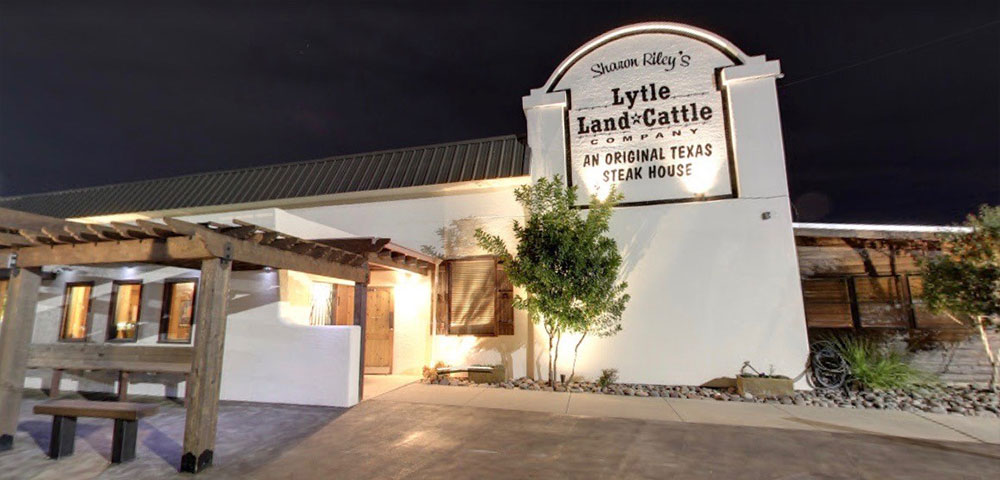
27, 344, 192, 401
34, 399, 159, 463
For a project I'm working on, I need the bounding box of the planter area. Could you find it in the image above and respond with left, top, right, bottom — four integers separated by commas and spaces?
422, 377, 1000, 418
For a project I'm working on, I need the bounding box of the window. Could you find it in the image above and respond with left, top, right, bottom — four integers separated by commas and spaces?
60, 282, 93, 341
439, 257, 513, 336
309, 282, 335, 326
160, 280, 197, 343
0, 278, 8, 325
801, 278, 852, 328
107, 281, 142, 341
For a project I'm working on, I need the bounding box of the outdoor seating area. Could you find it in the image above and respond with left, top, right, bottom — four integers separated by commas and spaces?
0, 207, 374, 473
34, 399, 159, 463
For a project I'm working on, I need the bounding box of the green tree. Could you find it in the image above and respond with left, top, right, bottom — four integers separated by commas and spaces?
476, 176, 630, 386
920, 204, 1000, 390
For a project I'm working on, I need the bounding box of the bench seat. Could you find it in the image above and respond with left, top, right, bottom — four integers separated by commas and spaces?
34, 399, 159, 421
33, 399, 159, 463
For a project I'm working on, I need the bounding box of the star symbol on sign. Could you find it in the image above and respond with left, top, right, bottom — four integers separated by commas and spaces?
631, 113, 642, 124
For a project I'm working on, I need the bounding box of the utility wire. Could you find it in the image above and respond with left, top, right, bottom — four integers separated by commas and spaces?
780, 19, 1000, 89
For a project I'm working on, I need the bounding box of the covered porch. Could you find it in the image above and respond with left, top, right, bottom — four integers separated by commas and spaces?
0, 207, 436, 473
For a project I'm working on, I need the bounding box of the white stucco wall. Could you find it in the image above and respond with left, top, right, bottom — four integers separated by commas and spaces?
22, 209, 364, 407
518, 27, 811, 386
288, 187, 536, 379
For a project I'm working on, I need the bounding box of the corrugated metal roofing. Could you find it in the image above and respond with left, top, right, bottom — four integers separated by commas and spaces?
0, 134, 529, 219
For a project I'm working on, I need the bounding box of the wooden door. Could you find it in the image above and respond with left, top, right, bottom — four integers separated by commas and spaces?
364, 287, 394, 374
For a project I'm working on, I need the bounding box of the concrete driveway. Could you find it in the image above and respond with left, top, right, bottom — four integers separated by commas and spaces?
3, 388, 998, 479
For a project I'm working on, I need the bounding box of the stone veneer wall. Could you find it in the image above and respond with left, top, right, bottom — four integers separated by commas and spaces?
910, 329, 999, 385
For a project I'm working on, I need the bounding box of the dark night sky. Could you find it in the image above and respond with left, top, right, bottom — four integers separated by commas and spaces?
1, 1, 997, 224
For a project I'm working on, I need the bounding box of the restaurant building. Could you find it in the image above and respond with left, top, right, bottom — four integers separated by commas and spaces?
0, 23, 990, 410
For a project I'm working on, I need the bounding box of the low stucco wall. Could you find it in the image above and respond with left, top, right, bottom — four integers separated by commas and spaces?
21, 209, 364, 407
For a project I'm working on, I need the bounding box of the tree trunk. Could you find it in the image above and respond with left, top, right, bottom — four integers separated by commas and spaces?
552, 331, 562, 387
567, 331, 588, 386
975, 316, 998, 391
545, 322, 555, 387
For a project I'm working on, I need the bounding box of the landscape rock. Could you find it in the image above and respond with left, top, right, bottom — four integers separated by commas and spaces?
419, 376, 996, 417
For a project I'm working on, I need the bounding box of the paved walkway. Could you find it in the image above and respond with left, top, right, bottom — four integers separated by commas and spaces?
363, 374, 422, 400
373, 383, 1000, 445
4, 386, 998, 479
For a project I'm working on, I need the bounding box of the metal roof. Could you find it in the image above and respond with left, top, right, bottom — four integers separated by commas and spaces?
0, 134, 528, 219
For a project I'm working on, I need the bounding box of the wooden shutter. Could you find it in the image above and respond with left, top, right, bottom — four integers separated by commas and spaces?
802, 278, 853, 328
496, 260, 514, 335
449, 258, 497, 335
434, 263, 449, 334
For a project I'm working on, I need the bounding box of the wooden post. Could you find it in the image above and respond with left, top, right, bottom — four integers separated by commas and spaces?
117, 371, 129, 401
49, 369, 63, 398
0, 267, 42, 451
180, 257, 231, 473
353, 268, 369, 401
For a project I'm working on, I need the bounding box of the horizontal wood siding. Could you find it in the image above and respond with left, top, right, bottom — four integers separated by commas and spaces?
801, 278, 853, 328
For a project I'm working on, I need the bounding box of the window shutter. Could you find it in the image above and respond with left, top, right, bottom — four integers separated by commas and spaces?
434, 263, 450, 334
496, 260, 514, 335
448, 258, 496, 335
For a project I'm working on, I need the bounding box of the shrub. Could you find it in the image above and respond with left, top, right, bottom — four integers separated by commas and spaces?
597, 368, 619, 388
828, 335, 935, 391
423, 361, 447, 381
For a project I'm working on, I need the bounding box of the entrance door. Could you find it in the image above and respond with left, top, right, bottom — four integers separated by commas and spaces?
364, 286, 394, 374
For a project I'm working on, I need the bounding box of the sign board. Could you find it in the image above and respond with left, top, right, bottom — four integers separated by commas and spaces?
548, 32, 740, 206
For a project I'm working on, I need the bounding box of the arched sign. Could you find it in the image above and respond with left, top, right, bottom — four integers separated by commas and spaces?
545, 23, 748, 207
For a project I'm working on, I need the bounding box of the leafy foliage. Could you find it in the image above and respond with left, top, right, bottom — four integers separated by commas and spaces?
475, 176, 630, 384
919, 204, 999, 390
921, 204, 1000, 320
828, 335, 935, 391
597, 368, 619, 388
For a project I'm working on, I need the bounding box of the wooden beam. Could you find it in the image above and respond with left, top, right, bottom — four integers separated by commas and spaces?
383, 242, 440, 265
0, 236, 214, 268
84, 223, 129, 241
316, 237, 391, 254
64, 225, 103, 242
231, 220, 365, 264
40, 227, 77, 244
354, 277, 368, 401
110, 222, 155, 239
134, 219, 179, 237
181, 257, 232, 474
368, 253, 429, 276
163, 218, 368, 283
0, 232, 37, 247
218, 225, 258, 240
0, 207, 89, 233
268, 237, 299, 250
0, 267, 43, 451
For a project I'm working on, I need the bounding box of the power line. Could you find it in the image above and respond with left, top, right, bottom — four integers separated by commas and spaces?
780, 19, 1000, 89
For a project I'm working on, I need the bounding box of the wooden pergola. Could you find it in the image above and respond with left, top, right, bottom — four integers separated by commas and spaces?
0, 207, 420, 473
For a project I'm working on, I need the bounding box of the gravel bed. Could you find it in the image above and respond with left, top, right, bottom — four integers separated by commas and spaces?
422, 376, 1000, 418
